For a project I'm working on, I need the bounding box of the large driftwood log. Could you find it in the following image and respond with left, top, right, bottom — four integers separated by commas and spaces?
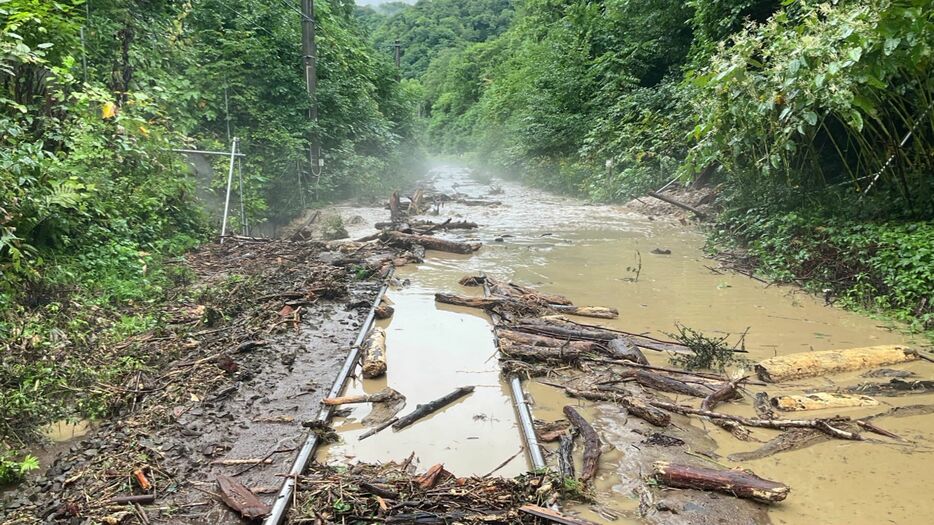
499, 341, 598, 363
652, 461, 789, 503
771, 392, 878, 412
563, 386, 670, 427
497, 329, 599, 352
435, 292, 506, 310
563, 406, 600, 483
362, 327, 388, 379
381, 231, 481, 254
514, 318, 692, 354
755, 345, 917, 383
616, 370, 712, 398
392, 386, 475, 430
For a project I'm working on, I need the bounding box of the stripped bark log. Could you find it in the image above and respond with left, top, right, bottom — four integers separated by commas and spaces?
652, 462, 789, 503
435, 293, 506, 310
392, 386, 475, 430
563, 406, 600, 483
362, 327, 388, 379
550, 304, 619, 319
215, 475, 271, 519
755, 345, 918, 382
322, 387, 401, 406
771, 392, 878, 412
381, 231, 481, 254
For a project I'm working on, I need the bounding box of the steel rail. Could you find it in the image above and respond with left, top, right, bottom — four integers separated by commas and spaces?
484, 279, 547, 470
263, 269, 393, 525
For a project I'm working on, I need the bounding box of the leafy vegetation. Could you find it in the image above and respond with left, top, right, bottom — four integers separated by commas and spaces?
1, 0, 421, 473
394, 0, 932, 334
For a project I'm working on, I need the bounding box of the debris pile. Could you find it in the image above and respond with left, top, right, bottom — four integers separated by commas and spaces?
289, 461, 592, 524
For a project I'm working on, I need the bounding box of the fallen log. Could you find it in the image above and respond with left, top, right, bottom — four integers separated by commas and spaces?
362, 327, 388, 379
856, 420, 903, 440
701, 377, 746, 411
514, 318, 692, 354
435, 293, 506, 310
646, 191, 707, 220
845, 378, 934, 397
392, 386, 475, 431
563, 406, 600, 483
499, 341, 598, 363
771, 392, 878, 412
728, 429, 827, 462
216, 475, 271, 519
755, 345, 918, 383
616, 370, 712, 398
519, 505, 599, 525
381, 231, 481, 255
322, 387, 401, 406
358, 417, 398, 441
558, 433, 575, 479
550, 305, 619, 319
561, 386, 670, 427
648, 399, 861, 440
652, 461, 789, 503
497, 329, 599, 352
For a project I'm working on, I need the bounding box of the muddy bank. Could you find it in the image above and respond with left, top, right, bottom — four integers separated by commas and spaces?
0, 239, 394, 524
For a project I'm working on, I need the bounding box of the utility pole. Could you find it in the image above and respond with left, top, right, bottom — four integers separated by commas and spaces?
393, 40, 402, 69
301, 0, 319, 173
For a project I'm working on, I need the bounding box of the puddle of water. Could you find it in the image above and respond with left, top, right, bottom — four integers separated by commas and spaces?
322, 165, 930, 524
41, 420, 92, 443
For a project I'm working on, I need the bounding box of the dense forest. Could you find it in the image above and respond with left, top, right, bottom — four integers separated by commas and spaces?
1, 0, 932, 482
367, 0, 932, 332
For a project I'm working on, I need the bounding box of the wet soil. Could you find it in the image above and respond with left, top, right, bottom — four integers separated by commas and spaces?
1, 240, 384, 524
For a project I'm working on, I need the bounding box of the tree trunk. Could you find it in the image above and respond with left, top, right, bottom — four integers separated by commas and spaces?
564, 387, 670, 427
362, 327, 388, 379
756, 345, 917, 383
382, 231, 481, 254
652, 461, 790, 503
563, 406, 600, 483
550, 304, 619, 319
771, 392, 878, 411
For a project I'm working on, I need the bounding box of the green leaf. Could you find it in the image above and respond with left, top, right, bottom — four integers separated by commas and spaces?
803, 111, 818, 126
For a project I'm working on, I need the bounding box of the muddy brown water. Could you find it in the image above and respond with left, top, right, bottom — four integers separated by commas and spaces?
324, 165, 931, 524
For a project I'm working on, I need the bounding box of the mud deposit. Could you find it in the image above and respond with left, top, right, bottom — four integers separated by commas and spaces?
1, 240, 384, 524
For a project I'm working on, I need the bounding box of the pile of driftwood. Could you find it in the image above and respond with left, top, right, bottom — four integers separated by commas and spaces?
289, 461, 596, 524
436, 272, 932, 506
